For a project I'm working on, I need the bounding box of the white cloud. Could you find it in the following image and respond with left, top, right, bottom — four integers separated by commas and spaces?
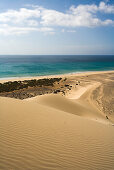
69, 4, 98, 14
0, 8, 41, 26
99, 2, 114, 13
0, 1, 113, 35
40, 7, 113, 27
40, 1, 114, 27
5, 8, 39, 20
27, 20, 39, 26
70, 1, 114, 14
0, 24, 54, 35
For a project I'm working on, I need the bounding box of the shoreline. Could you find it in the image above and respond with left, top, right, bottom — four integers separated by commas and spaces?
0, 70, 114, 83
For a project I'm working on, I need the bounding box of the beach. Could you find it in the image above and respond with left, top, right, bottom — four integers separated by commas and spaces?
0, 70, 114, 169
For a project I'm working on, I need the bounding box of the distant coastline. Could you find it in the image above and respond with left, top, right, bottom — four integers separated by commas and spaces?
0, 70, 114, 83
0, 55, 114, 79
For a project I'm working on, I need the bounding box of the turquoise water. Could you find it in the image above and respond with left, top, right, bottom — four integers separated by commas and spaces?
0, 55, 114, 79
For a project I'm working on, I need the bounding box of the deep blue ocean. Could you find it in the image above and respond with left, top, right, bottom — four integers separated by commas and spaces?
0, 55, 114, 79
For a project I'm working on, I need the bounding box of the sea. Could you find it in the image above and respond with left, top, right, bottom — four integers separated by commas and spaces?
0, 55, 114, 79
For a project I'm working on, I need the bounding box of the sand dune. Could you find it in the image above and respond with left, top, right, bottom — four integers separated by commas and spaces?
0, 71, 114, 170
36, 93, 107, 123
0, 96, 114, 169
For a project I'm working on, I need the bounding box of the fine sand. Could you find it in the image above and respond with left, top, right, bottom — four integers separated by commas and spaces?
0, 71, 114, 170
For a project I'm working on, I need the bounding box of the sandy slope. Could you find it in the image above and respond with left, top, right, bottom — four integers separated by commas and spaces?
36, 93, 107, 123
0, 71, 114, 170
0, 98, 114, 169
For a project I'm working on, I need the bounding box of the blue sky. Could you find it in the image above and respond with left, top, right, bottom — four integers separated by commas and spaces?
0, 0, 114, 55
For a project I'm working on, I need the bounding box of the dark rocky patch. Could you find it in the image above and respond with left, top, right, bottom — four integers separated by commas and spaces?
0, 78, 62, 99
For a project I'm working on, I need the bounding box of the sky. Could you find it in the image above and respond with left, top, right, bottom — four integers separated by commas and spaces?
0, 0, 114, 55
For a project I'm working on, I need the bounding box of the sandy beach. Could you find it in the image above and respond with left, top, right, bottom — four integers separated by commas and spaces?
0, 70, 114, 170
